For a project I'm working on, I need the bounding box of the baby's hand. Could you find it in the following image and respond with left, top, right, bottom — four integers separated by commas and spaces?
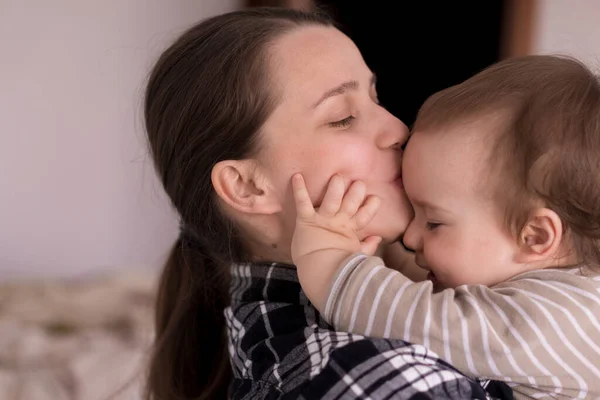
291, 173, 382, 268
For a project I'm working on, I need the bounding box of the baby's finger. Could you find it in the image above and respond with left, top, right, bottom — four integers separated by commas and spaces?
340, 180, 366, 216
292, 174, 315, 218
354, 195, 380, 230
319, 174, 345, 216
360, 236, 382, 256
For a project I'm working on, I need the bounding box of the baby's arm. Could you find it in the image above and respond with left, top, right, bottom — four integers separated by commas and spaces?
290, 173, 382, 310
324, 254, 600, 398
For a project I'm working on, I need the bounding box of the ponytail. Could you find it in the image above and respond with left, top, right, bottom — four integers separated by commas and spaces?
146, 239, 231, 400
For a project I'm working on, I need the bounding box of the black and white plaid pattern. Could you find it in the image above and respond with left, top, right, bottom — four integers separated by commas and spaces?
225, 262, 512, 399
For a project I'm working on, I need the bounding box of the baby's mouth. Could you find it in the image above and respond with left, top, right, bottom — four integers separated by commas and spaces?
427, 271, 437, 284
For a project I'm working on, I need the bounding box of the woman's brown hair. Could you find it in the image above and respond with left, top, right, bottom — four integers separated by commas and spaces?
414, 55, 600, 270
143, 7, 332, 400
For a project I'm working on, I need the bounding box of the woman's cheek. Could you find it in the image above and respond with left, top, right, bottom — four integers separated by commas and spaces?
303, 145, 374, 197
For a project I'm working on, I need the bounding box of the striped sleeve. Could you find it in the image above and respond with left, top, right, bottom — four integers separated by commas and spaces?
324, 254, 600, 399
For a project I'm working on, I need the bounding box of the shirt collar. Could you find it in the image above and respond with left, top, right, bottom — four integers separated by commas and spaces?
229, 262, 310, 305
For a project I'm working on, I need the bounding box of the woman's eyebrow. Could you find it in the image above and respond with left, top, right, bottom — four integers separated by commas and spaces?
312, 81, 357, 109
312, 74, 377, 109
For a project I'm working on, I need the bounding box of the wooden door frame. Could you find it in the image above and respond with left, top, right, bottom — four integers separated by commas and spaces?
501, 0, 538, 58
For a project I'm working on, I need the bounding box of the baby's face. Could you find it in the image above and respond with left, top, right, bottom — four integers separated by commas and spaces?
401, 125, 523, 289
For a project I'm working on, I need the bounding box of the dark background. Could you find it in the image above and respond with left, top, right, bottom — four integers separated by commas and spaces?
313, 1, 507, 127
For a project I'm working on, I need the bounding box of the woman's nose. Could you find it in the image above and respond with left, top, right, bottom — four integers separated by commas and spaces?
375, 110, 409, 150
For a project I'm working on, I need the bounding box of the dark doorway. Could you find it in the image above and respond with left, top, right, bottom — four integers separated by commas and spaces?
314, 1, 507, 126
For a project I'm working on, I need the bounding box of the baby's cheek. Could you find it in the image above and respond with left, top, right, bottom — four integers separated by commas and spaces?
428, 243, 464, 279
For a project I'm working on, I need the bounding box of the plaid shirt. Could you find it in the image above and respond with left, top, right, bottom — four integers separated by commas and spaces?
226, 262, 512, 399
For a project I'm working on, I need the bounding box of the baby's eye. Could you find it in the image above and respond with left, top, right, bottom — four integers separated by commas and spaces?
329, 115, 355, 128
426, 222, 442, 231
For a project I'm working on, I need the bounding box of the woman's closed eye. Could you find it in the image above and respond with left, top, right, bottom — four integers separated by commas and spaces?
329, 115, 355, 128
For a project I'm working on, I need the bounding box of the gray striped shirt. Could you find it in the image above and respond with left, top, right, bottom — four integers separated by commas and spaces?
325, 254, 600, 399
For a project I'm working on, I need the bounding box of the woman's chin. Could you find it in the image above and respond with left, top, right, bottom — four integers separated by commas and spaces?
360, 224, 405, 244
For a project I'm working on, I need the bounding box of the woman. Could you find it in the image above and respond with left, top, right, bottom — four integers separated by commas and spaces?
143, 7, 512, 400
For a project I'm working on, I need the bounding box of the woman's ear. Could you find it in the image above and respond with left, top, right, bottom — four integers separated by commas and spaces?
211, 159, 282, 215
514, 208, 564, 264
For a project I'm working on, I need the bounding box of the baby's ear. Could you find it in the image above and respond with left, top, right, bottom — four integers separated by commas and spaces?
514, 208, 564, 264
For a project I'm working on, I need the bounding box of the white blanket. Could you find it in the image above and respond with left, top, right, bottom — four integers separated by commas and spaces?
0, 271, 157, 400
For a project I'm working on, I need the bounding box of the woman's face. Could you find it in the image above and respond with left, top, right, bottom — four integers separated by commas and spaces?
257, 26, 412, 242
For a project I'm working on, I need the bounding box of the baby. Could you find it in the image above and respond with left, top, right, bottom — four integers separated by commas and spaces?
290, 55, 600, 399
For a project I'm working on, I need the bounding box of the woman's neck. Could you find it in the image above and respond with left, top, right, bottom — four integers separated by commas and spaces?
237, 214, 294, 264
249, 241, 293, 264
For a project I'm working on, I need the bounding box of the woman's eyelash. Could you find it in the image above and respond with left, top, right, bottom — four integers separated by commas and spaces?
426, 222, 442, 231
329, 115, 355, 128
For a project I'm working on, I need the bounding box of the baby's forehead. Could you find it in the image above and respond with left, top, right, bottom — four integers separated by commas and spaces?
407, 124, 492, 167
404, 126, 498, 200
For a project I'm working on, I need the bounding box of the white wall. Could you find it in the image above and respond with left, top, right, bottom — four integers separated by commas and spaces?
531, 0, 600, 68
0, 0, 239, 280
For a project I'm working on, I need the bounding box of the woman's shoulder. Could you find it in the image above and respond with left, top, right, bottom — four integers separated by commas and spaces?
226, 300, 494, 400
227, 262, 507, 399
296, 334, 491, 400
